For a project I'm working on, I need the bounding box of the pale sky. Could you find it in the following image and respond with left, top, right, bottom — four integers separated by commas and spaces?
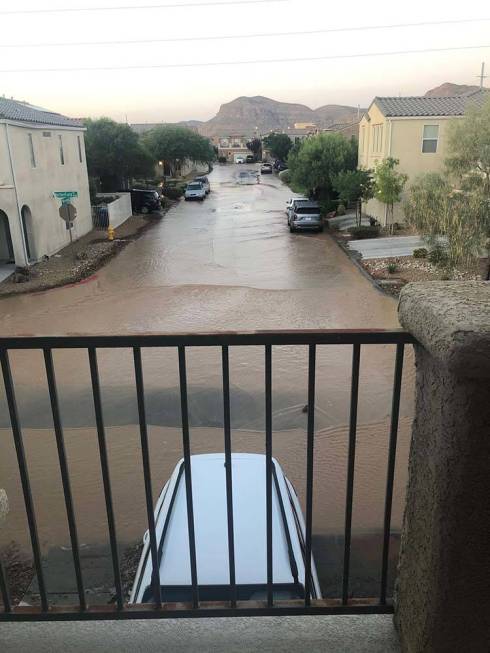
1, 0, 489, 123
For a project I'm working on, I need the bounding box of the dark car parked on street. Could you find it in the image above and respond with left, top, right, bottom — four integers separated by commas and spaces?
273, 159, 288, 172
128, 189, 162, 214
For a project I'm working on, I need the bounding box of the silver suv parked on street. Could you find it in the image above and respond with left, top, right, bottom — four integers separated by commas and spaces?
289, 201, 323, 233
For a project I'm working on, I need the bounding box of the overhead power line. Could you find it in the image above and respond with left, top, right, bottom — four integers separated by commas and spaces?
1, 17, 488, 49
1, 44, 489, 73
0, 0, 285, 15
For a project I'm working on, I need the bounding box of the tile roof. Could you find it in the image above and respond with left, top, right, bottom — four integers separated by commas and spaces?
374, 89, 490, 117
0, 97, 83, 128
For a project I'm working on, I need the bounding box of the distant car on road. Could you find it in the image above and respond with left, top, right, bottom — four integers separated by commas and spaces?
194, 176, 210, 194
260, 163, 273, 174
289, 201, 323, 233
286, 197, 309, 220
184, 181, 206, 201
273, 160, 288, 172
246, 154, 255, 164
129, 453, 322, 604
235, 155, 245, 164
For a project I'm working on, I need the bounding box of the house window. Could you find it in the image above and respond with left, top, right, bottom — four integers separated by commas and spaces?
77, 135, 83, 163
422, 125, 439, 153
28, 133, 36, 168
372, 124, 383, 153
59, 135, 65, 165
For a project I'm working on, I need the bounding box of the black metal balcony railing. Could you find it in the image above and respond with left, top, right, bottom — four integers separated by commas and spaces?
0, 330, 415, 621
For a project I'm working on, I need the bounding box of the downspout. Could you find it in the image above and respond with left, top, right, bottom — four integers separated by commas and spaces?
4, 123, 29, 266
386, 119, 393, 226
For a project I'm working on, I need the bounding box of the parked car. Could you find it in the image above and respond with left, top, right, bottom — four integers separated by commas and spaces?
194, 176, 210, 194
129, 453, 322, 603
246, 154, 255, 164
128, 189, 161, 214
235, 156, 245, 164
260, 163, 273, 174
273, 159, 288, 172
184, 181, 206, 201
286, 196, 308, 218
289, 201, 323, 233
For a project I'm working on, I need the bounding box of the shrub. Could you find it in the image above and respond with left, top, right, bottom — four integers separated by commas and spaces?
163, 186, 184, 200
387, 262, 398, 274
413, 247, 428, 258
336, 203, 346, 216
278, 169, 291, 184
428, 244, 448, 266
350, 225, 380, 239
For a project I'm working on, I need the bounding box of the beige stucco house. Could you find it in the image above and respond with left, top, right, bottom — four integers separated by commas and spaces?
0, 98, 92, 272
358, 89, 489, 225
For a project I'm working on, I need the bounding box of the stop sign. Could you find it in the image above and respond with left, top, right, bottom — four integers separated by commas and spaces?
59, 202, 77, 223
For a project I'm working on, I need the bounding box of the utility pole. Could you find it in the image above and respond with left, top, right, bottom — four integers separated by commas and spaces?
477, 62, 487, 89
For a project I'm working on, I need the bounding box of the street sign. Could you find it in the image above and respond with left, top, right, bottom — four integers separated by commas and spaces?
59, 203, 77, 223
54, 191, 78, 204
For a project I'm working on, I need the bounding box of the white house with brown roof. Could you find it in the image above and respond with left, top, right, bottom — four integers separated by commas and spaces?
358, 89, 489, 225
0, 98, 91, 272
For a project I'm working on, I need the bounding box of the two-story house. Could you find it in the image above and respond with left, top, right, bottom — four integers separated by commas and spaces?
216, 135, 252, 162
358, 89, 489, 225
0, 98, 92, 272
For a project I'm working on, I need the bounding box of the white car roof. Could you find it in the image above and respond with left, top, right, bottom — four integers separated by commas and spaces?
138, 454, 305, 593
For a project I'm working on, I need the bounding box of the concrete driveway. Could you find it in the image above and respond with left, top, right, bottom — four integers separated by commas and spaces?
348, 235, 424, 259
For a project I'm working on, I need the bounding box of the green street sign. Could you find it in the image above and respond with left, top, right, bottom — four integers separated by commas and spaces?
54, 191, 78, 204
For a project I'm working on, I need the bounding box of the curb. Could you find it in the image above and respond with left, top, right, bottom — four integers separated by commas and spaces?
328, 232, 394, 296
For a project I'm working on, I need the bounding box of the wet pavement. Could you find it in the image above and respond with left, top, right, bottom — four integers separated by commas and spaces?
0, 164, 413, 600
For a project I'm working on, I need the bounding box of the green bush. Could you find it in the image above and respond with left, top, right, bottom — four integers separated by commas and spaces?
350, 225, 380, 239
387, 262, 398, 274
413, 247, 428, 258
336, 203, 346, 216
278, 169, 291, 184
163, 186, 184, 200
428, 244, 448, 266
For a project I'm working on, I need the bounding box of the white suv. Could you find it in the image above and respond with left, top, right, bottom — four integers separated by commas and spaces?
129, 453, 321, 603
184, 181, 206, 201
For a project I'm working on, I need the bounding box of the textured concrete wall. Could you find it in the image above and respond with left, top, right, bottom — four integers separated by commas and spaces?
395, 281, 490, 653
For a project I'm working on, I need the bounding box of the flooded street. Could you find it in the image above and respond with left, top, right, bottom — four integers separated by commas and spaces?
0, 164, 413, 596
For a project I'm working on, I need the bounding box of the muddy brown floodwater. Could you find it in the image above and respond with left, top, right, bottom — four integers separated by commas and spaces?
0, 164, 413, 598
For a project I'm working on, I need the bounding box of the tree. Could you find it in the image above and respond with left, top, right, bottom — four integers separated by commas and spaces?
84, 118, 155, 190
287, 132, 357, 202
404, 173, 489, 273
143, 125, 215, 176
262, 133, 293, 161
333, 169, 374, 225
246, 137, 262, 161
373, 157, 408, 227
446, 97, 490, 195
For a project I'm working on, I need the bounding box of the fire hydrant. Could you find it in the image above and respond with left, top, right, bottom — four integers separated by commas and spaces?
107, 225, 115, 241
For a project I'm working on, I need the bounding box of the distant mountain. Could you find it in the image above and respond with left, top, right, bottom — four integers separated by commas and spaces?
199, 96, 362, 137
425, 83, 482, 97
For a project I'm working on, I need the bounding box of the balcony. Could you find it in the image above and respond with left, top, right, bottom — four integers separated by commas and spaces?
0, 281, 489, 652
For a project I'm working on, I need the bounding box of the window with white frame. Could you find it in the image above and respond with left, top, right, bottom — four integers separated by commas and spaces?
77, 135, 83, 163
372, 124, 383, 153
59, 135, 65, 165
422, 125, 439, 153
27, 133, 36, 168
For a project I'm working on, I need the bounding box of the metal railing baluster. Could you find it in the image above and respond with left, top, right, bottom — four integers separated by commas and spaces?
342, 343, 361, 605
0, 349, 48, 612
133, 347, 162, 608
44, 348, 86, 611
0, 556, 11, 613
265, 345, 273, 607
88, 347, 124, 611
304, 344, 316, 606
178, 346, 199, 609
380, 343, 405, 604
222, 346, 237, 607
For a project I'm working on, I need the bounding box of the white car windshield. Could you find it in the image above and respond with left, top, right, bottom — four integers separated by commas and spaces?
188, 183, 202, 190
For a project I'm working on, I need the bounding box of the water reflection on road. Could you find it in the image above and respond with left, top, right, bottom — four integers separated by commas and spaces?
0, 164, 413, 596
